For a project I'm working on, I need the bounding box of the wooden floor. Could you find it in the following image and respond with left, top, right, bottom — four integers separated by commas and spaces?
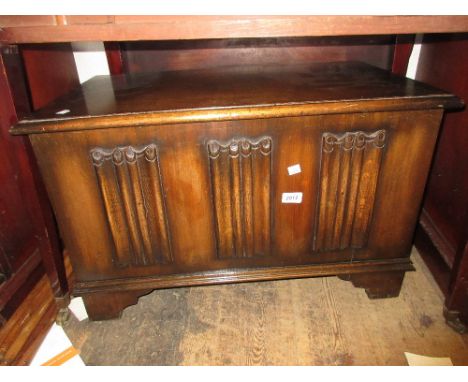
0, 273, 57, 365
62, 248, 468, 365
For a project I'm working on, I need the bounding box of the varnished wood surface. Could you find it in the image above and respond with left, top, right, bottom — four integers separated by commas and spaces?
1, 16, 468, 44
414, 33, 468, 331
0, 253, 73, 365
27, 110, 442, 288
119, 36, 396, 74
0, 41, 71, 329
391, 35, 415, 76
416, 34, 468, 264
74, 258, 414, 295
17, 61, 460, 321
0, 46, 69, 325
20, 43, 80, 110
12, 61, 462, 135
62, 249, 468, 365
0, 274, 56, 365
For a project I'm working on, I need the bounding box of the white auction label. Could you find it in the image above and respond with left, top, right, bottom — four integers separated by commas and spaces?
287, 164, 302, 175
281, 192, 303, 204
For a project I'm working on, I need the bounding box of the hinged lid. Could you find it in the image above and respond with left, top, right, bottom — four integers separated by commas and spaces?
11, 61, 463, 135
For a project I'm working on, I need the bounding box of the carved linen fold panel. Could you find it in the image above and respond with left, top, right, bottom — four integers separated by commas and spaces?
91, 144, 172, 268
207, 137, 272, 259
314, 130, 386, 252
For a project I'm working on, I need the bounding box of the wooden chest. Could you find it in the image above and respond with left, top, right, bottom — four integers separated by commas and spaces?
11, 62, 461, 320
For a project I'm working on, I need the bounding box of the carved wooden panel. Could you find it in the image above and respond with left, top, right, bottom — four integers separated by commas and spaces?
314, 130, 386, 252
207, 137, 272, 259
91, 144, 172, 268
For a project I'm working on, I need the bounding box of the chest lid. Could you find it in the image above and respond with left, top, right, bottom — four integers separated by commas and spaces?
11, 61, 463, 135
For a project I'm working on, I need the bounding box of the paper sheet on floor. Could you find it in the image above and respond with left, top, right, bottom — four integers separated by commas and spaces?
30, 323, 85, 366
68, 297, 89, 321
405, 352, 453, 366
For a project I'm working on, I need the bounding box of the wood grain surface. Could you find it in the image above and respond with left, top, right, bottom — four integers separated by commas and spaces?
62, 249, 468, 365
0, 274, 56, 365
16, 61, 461, 321
1, 16, 468, 44
119, 36, 396, 74
0, 253, 73, 365
12, 61, 461, 135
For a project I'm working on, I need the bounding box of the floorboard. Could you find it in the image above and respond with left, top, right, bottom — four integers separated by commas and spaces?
62, 248, 468, 365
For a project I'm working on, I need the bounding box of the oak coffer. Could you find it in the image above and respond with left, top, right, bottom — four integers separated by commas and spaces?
11, 62, 462, 321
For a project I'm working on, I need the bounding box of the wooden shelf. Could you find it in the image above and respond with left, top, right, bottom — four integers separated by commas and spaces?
1, 16, 468, 44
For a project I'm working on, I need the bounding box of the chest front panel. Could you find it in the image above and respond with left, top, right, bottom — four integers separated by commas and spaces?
31, 110, 442, 283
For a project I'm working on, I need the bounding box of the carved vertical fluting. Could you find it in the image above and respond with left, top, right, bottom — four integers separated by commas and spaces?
208, 137, 272, 259
112, 149, 145, 266
229, 142, 244, 258
137, 145, 172, 264
324, 143, 342, 249
91, 144, 172, 268
340, 146, 364, 249
252, 138, 272, 257
92, 150, 132, 268
208, 141, 235, 258
350, 132, 386, 247
144, 147, 172, 264
314, 130, 386, 252
240, 141, 254, 258
134, 155, 157, 265
331, 141, 352, 248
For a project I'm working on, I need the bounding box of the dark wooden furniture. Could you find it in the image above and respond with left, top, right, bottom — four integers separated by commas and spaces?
0, 43, 74, 345
0, 52, 45, 327
10, 61, 461, 320
0, 48, 67, 327
414, 33, 468, 333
